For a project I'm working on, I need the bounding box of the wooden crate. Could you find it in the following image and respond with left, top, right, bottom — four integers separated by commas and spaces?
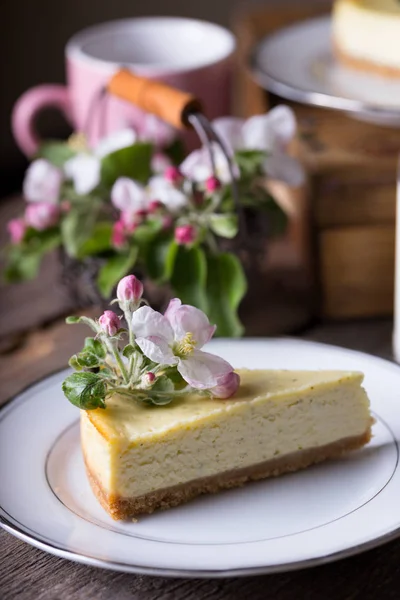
234, 1, 398, 320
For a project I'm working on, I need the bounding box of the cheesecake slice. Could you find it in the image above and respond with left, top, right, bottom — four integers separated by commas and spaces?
81, 369, 373, 520
333, 0, 400, 76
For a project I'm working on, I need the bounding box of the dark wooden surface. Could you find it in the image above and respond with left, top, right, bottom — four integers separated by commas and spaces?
2, 318, 400, 600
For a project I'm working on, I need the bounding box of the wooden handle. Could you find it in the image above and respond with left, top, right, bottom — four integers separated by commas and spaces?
107, 69, 202, 129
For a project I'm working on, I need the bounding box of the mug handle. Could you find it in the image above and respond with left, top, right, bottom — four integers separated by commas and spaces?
12, 85, 72, 157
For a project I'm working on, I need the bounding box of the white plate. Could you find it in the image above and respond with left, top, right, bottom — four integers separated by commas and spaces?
251, 16, 400, 127
1, 338, 400, 577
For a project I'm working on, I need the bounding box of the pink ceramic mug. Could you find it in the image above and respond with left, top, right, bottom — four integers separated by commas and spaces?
12, 17, 236, 156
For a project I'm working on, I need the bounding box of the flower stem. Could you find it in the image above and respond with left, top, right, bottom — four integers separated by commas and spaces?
109, 344, 129, 384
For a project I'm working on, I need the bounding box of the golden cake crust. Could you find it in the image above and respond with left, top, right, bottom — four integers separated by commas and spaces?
83, 426, 372, 520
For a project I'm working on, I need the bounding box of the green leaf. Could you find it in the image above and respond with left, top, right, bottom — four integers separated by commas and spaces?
235, 149, 266, 178
151, 375, 174, 394
209, 214, 239, 239
68, 355, 82, 371
84, 337, 106, 358
66, 316, 80, 324
162, 367, 186, 390
164, 138, 186, 165
133, 219, 162, 245
77, 222, 113, 258
206, 252, 247, 337
62, 372, 107, 410
97, 247, 138, 299
139, 394, 174, 406
61, 206, 98, 258
145, 235, 178, 282
258, 192, 288, 237
36, 141, 76, 167
170, 246, 208, 312
122, 344, 135, 359
3, 228, 61, 283
101, 142, 153, 187
4, 249, 42, 283
76, 351, 101, 368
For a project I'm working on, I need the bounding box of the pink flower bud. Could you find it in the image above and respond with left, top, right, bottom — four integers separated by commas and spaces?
164, 166, 183, 184
7, 218, 26, 244
205, 175, 221, 192
174, 224, 196, 245
211, 371, 240, 399
117, 275, 144, 306
99, 310, 120, 336
111, 220, 126, 249
148, 200, 163, 214
25, 202, 60, 231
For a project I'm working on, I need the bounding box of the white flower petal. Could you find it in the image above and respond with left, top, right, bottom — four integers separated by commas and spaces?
242, 114, 275, 152
263, 154, 305, 187
177, 349, 233, 389
164, 298, 182, 322
135, 336, 177, 365
95, 128, 137, 158
169, 305, 216, 349
64, 154, 101, 195
147, 176, 187, 212
151, 152, 172, 174
131, 305, 174, 342
180, 148, 212, 182
212, 117, 244, 153
267, 105, 297, 151
180, 143, 234, 184
23, 159, 63, 204
111, 177, 147, 212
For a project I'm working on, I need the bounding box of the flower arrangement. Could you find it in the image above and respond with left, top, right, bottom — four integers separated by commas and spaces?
4, 107, 304, 336
62, 274, 239, 409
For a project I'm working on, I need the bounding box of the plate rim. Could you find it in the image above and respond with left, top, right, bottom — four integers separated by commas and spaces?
249, 15, 400, 121
2, 336, 400, 577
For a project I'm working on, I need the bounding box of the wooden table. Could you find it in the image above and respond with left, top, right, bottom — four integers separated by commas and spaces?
2, 317, 400, 600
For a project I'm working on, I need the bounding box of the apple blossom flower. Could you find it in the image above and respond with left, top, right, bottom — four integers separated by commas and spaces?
181, 106, 304, 187
210, 371, 240, 399
180, 142, 234, 185
117, 275, 143, 308
99, 310, 120, 336
151, 152, 172, 174
174, 224, 196, 245
7, 218, 26, 244
213, 106, 304, 187
64, 128, 137, 196
23, 159, 63, 204
147, 175, 187, 213
25, 202, 60, 231
130, 299, 234, 390
111, 177, 147, 213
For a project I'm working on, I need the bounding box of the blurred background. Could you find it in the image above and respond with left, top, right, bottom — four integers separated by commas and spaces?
0, 0, 288, 195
